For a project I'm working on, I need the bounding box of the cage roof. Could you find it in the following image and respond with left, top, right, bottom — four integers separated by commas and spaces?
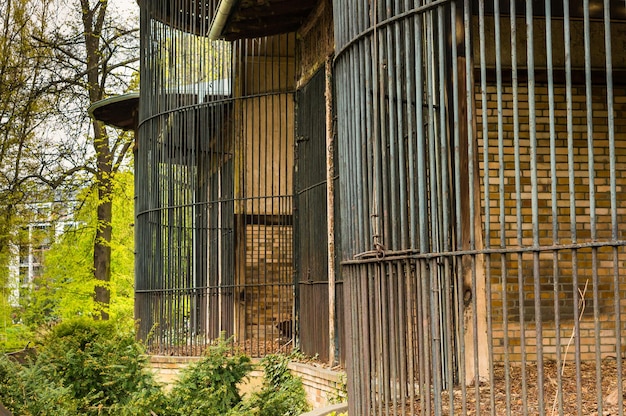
208, 0, 318, 40
88, 93, 140, 131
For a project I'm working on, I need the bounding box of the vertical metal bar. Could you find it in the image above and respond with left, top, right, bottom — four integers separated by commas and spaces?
525, 2, 546, 414
414, 6, 432, 415
450, 2, 468, 413
562, 1, 583, 413
462, 1, 482, 413
425, 7, 443, 415
509, 0, 529, 413
325, 56, 337, 366
477, 1, 495, 413
603, 1, 623, 414
492, 0, 511, 413
580, 1, 603, 413
543, 1, 564, 414
435, 3, 453, 407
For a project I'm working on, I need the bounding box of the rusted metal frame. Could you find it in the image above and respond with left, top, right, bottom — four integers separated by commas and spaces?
561, 3, 584, 412
603, 1, 623, 414
325, 56, 338, 366
136, 98, 232, 130
345, 240, 626, 265
136, 281, 294, 293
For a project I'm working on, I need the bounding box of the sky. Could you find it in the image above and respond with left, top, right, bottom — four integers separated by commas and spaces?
111, 0, 139, 12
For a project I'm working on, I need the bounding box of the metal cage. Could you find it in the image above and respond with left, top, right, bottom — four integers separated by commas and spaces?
333, 0, 626, 414
136, 1, 296, 357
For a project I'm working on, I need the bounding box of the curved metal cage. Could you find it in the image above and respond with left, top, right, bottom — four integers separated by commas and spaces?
137, 0, 295, 356
333, 0, 626, 414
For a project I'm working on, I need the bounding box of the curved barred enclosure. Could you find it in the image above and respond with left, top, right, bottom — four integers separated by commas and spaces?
333, 0, 626, 414
136, 1, 295, 356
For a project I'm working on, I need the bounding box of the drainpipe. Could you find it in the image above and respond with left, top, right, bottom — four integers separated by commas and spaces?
208, 0, 237, 40
325, 56, 337, 366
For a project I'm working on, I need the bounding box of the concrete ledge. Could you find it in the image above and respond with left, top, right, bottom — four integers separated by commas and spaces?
301, 402, 348, 416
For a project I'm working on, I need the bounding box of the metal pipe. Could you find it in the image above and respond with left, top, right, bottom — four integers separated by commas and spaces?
208, 0, 237, 40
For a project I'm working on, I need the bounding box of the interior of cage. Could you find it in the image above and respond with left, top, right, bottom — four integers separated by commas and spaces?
136, 2, 297, 356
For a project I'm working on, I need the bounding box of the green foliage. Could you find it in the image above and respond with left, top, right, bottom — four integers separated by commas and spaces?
235, 353, 311, 416
0, 321, 312, 416
0, 355, 78, 416
34, 317, 165, 415
18, 170, 135, 330
0, 323, 32, 353
328, 372, 348, 404
167, 334, 253, 416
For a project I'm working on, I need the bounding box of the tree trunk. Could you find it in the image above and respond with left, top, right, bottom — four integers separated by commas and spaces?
92, 118, 113, 320
82, 0, 114, 320
93, 190, 112, 320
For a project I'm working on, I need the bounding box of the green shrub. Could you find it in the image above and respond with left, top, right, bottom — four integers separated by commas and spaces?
167, 334, 253, 416
0, 355, 78, 415
0, 320, 312, 416
235, 353, 311, 416
33, 317, 165, 415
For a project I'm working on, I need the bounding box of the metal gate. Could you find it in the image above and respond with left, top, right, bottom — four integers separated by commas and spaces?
333, 0, 626, 414
136, 1, 296, 357
294, 67, 344, 364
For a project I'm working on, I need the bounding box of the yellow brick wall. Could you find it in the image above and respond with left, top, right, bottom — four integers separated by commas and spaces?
476, 82, 626, 361
243, 223, 293, 342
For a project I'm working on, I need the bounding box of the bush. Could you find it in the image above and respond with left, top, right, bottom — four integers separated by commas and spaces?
167, 335, 253, 416
0, 355, 78, 415
235, 353, 311, 416
0, 317, 166, 416
0, 321, 311, 416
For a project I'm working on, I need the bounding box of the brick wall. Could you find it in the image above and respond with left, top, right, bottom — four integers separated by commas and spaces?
243, 223, 293, 343
476, 82, 626, 361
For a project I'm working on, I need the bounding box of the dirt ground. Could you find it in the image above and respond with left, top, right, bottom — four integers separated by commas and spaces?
387, 358, 626, 415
